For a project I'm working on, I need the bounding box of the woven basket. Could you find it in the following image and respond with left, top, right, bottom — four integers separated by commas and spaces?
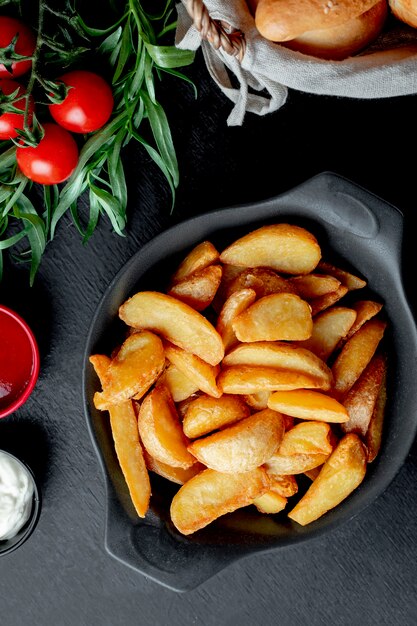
176, 0, 417, 125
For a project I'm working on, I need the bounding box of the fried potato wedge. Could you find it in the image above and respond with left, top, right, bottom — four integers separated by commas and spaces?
331, 318, 386, 399
244, 390, 271, 410
232, 293, 313, 342
171, 241, 220, 286
160, 363, 199, 402
278, 421, 335, 456
170, 467, 270, 535
226, 267, 296, 300
216, 288, 257, 353
188, 409, 285, 473
288, 433, 367, 525
341, 352, 387, 438
182, 394, 250, 438
108, 401, 151, 518
212, 264, 244, 313
138, 384, 195, 469
164, 341, 221, 398
264, 451, 330, 475
176, 394, 202, 420
298, 306, 357, 362
317, 261, 367, 290
365, 362, 388, 462
218, 365, 329, 395
168, 264, 222, 312
268, 389, 348, 423
93, 331, 165, 409
143, 451, 205, 485
288, 274, 341, 299
253, 491, 287, 514
310, 285, 349, 316
223, 341, 332, 390
341, 300, 384, 346
219, 224, 321, 275
119, 291, 224, 366
89, 354, 111, 382
170, 240, 219, 285
268, 473, 299, 497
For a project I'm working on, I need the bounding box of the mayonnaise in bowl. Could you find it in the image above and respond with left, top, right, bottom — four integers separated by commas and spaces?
0, 450, 35, 542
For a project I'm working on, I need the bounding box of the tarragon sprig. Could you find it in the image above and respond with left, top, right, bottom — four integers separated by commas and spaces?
0, 0, 195, 284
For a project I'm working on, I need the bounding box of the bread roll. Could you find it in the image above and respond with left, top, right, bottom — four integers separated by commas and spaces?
388, 0, 417, 27
254, 0, 382, 41
283, 0, 388, 59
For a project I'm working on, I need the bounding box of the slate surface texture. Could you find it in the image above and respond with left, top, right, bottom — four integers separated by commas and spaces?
1, 26, 417, 626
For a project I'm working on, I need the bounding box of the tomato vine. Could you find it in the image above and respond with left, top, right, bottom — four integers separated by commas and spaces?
0, 0, 195, 284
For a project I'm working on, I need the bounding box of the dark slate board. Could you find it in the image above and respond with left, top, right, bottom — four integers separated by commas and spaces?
1, 46, 417, 626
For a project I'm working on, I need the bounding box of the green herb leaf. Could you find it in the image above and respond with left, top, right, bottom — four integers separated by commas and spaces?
0, 0, 196, 284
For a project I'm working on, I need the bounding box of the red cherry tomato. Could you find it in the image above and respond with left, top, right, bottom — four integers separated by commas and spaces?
0, 16, 36, 78
49, 70, 114, 134
16, 122, 79, 185
0, 79, 34, 140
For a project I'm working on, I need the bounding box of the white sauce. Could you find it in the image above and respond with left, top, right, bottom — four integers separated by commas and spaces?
0, 451, 34, 541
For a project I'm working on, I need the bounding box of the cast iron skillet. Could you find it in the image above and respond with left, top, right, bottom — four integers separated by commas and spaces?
82, 171, 417, 592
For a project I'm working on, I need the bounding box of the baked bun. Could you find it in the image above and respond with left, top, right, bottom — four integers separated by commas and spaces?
254, 0, 383, 42
388, 0, 417, 27
283, 0, 388, 59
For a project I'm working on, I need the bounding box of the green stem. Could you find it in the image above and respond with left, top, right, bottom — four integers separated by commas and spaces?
23, 0, 46, 134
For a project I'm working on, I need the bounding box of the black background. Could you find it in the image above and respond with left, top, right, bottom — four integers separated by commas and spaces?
1, 8, 417, 625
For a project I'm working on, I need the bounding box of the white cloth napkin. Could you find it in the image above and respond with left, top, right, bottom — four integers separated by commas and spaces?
175, 0, 417, 125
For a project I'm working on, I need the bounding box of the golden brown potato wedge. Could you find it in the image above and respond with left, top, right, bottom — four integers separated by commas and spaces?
218, 365, 329, 395
244, 390, 271, 410
170, 240, 219, 285
119, 291, 224, 366
220, 224, 321, 275
268, 389, 348, 423
288, 273, 341, 299
187, 409, 285, 473
176, 394, 202, 420
143, 450, 205, 485
164, 341, 221, 398
138, 384, 195, 469
365, 362, 388, 462
212, 264, 244, 313
298, 306, 357, 362
223, 341, 332, 390
253, 491, 287, 514
288, 433, 367, 525
310, 285, 349, 317
341, 352, 387, 438
160, 363, 199, 403
170, 467, 270, 534
168, 264, 222, 311
278, 421, 335, 456
225, 267, 297, 300
268, 473, 299, 497
264, 451, 330, 475
216, 288, 257, 353
108, 401, 151, 518
331, 318, 386, 399
340, 300, 384, 346
89, 354, 111, 381
317, 261, 367, 290
232, 293, 313, 342
182, 394, 250, 438
93, 331, 165, 410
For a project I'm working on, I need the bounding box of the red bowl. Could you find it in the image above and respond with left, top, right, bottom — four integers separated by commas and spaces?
0, 305, 40, 418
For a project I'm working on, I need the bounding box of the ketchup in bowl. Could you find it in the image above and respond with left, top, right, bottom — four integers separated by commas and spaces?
0, 305, 39, 418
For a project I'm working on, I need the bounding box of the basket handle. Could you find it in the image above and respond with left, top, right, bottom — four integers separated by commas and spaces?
185, 0, 246, 61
